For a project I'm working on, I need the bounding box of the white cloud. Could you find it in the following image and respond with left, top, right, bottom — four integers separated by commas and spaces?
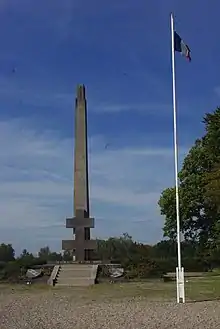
0, 76, 170, 116
92, 103, 171, 114
0, 119, 188, 253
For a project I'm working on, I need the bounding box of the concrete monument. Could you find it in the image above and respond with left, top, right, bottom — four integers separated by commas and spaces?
62, 85, 97, 262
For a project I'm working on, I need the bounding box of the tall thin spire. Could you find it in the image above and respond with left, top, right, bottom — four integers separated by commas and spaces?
62, 84, 96, 262
74, 84, 89, 218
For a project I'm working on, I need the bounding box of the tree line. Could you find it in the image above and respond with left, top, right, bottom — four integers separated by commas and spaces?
0, 234, 217, 281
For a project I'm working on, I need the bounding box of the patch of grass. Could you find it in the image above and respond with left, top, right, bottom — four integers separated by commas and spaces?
87, 281, 176, 301
0, 283, 52, 294
61, 277, 220, 303
206, 268, 220, 276
186, 276, 220, 301
1, 277, 220, 303
51, 281, 175, 304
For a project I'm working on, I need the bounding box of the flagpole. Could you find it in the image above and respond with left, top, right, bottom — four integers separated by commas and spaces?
170, 12, 185, 303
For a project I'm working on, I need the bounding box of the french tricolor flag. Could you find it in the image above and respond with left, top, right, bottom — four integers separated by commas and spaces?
174, 31, 191, 62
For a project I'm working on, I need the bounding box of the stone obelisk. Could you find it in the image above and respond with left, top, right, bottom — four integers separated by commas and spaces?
62, 85, 97, 262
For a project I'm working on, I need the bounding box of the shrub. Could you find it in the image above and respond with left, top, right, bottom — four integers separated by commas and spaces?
3, 261, 21, 280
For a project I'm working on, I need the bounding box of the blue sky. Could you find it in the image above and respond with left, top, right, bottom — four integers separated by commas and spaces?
0, 0, 219, 254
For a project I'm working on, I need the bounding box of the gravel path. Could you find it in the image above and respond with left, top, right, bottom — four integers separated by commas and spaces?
1, 290, 220, 328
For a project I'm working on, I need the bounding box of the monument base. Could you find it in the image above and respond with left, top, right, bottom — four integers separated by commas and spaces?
62, 238, 97, 262
55, 262, 99, 287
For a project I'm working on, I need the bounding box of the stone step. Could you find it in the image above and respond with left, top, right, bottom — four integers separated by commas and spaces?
56, 278, 95, 286
55, 264, 98, 287
58, 270, 91, 278
60, 266, 92, 271
56, 282, 91, 285
58, 277, 92, 281
62, 267, 93, 271
60, 265, 94, 268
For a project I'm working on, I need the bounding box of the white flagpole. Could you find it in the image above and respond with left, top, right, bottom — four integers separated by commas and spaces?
170, 13, 185, 303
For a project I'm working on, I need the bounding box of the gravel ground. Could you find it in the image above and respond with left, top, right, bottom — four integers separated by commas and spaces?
1, 290, 220, 329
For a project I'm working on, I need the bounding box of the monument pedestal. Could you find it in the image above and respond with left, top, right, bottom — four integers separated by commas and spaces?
55, 263, 99, 287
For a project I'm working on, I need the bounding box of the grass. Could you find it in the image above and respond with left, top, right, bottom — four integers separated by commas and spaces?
1, 277, 220, 303
87, 277, 220, 302
186, 276, 220, 301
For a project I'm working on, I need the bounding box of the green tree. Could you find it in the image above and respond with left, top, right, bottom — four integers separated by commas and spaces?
18, 249, 35, 268
151, 240, 176, 259
21, 249, 29, 256
96, 233, 134, 263
158, 108, 220, 252
38, 246, 51, 260
3, 261, 21, 280
205, 163, 220, 210
0, 243, 15, 262
48, 252, 62, 262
